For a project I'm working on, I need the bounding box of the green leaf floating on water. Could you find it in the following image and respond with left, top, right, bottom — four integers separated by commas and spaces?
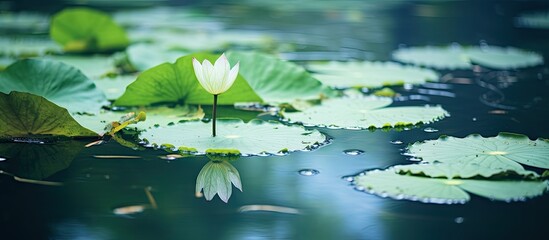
115, 51, 331, 107
307, 61, 439, 89
0, 140, 84, 180
73, 105, 204, 134
0, 59, 107, 113
406, 133, 549, 170
44, 55, 117, 80
392, 45, 543, 70
0, 92, 97, 139
394, 163, 539, 179
196, 160, 242, 203
50, 7, 129, 52
115, 52, 261, 106
282, 97, 449, 129
464, 46, 544, 69
139, 119, 327, 155
354, 167, 548, 204
225, 51, 334, 103
125, 43, 188, 71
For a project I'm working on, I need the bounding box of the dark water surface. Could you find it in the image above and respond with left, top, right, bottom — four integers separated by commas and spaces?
1, 1, 549, 239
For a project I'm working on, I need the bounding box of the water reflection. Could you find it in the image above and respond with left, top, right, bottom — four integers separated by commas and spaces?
0, 141, 84, 181
196, 155, 243, 203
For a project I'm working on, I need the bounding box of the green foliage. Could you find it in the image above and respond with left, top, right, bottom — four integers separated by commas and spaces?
50, 7, 129, 53
0, 59, 107, 113
407, 133, 549, 170
0, 92, 97, 139
282, 97, 449, 129
114, 52, 261, 106
140, 118, 326, 155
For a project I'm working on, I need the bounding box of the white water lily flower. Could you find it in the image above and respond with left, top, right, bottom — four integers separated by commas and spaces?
192, 53, 239, 95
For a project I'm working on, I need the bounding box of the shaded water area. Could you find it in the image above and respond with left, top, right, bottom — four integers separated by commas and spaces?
1, 0, 549, 239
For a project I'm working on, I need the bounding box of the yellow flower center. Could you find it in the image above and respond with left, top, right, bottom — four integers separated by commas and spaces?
443, 180, 463, 186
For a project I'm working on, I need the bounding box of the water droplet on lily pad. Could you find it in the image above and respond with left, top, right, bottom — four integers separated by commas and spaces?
298, 169, 319, 176
454, 217, 465, 224
423, 127, 439, 133
343, 149, 365, 156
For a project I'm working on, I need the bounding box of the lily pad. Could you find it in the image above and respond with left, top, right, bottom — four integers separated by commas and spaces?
0, 37, 61, 57
516, 11, 549, 29
465, 46, 543, 69
139, 119, 327, 155
115, 51, 331, 107
73, 105, 203, 134
115, 52, 261, 106
0, 140, 84, 180
0, 59, 107, 113
196, 160, 242, 203
406, 133, 549, 170
354, 167, 548, 204
50, 7, 129, 52
0, 92, 97, 139
307, 61, 439, 89
394, 163, 539, 179
392, 45, 471, 69
45, 55, 117, 80
226, 51, 334, 103
281, 97, 449, 129
393, 45, 543, 70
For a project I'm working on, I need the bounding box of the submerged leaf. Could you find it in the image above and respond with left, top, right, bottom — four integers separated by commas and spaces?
140, 119, 326, 155
355, 168, 547, 204
307, 61, 439, 89
465, 46, 543, 69
50, 7, 129, 52
0, 59, 107, 113
282, 97, 448, 129
406, 133, 549, 170
0, 92, 97, 139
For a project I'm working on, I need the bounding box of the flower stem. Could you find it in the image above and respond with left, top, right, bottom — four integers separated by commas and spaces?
212, 94, 218, 137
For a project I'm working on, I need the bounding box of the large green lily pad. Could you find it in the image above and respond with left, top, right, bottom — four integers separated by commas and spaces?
406, 133, 549, 170
282, 97, 449, 129
0, 92, 97, 139
115, 52, 260, 106
0, 59, 107, 113
115, 51, 331, 107
196, 160, 242, 203
354, 167, 547, 204
465, 46, 544, 69
307, 61, 439, 89
45, 55, 117, 80
50, 7, 129, 52
0, 140, 84, 180
394, 163, 539, 179
140, 119, 327, 155
73, 105, 203, 134
226, 51, 333, 103
392, 45, 543, 70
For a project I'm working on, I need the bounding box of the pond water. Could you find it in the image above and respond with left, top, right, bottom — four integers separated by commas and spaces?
1, 1, 549, 239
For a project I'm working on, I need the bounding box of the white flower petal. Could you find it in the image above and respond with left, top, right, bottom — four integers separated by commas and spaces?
192, 53, 239, 95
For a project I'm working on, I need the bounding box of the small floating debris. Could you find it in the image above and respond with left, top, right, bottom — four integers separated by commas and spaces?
85, 140, 104, 147
0, 157, 6, 161
423, 127, 439, 133
93, 155, 142, 159
390, 140, 403, 145
113, 204, 147, 216
298, 169, 320, 176
343, 149, 365, 156
159, 154, 186, 160
238, 205, 301, 215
